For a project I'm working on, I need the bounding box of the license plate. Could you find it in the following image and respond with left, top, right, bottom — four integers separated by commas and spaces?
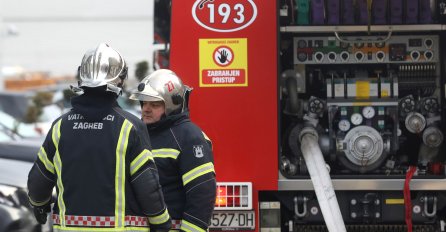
210, 211, 255, 230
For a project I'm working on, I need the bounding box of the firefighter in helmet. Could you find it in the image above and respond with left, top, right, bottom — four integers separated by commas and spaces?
27, 43, 171, 232
130, 69, 217, 232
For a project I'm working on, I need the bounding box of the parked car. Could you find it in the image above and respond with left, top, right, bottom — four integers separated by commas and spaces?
0, 158, 39, 232
0, 111, 45, 139
0, 140, 51, 232
0, 139, 42, 162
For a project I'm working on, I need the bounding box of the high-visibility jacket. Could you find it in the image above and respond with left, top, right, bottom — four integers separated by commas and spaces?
27, 91, 171, 232
146, 112, 217, 232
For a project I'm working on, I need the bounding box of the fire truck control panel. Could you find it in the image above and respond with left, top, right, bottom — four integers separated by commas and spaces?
166, 0, 446, 231
275, 0, 446, 231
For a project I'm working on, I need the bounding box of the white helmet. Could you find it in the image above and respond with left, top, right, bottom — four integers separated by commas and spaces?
129, 69, 192, 116
77, 43, 128, 94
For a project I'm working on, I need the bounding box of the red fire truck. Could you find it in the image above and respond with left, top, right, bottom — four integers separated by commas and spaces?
156, 0, 446, 231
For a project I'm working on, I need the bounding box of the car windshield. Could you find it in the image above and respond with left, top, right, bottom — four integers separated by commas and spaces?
0, 129, 17, 142
0, 111, 43, 138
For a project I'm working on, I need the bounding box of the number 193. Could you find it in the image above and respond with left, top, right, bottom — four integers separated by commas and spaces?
207, 3, 245, 24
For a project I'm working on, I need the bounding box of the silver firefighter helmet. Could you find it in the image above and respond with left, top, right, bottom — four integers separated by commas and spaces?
129, 69, 192, 116
77, 43, 128, 94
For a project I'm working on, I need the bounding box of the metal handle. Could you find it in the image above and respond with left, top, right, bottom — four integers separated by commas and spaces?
423, 196, 437, 217
333, 30, 393, 44
294, 196, 308, 218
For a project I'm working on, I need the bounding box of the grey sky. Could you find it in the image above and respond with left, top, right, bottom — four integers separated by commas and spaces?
0, 0, 155, 79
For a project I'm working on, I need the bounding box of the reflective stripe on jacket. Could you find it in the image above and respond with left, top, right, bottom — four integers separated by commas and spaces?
147, 112, 217, 231
28, 100, 170, 231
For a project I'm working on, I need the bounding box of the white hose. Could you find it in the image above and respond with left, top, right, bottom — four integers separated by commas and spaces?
299, 128, 347, 232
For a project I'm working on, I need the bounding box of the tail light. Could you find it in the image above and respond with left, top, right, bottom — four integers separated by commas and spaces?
214, 182, 252, 210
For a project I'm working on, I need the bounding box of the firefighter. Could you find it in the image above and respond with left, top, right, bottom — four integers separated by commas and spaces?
27, 43, 171, 232
129, 69, 217, 232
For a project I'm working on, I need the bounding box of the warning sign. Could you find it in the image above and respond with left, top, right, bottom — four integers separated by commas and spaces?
199, 38, 247, 87
213, 46, 234, 67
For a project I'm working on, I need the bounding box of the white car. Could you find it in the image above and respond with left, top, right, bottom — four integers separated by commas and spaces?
0, 141, 52, 232
0, 111, 46, 139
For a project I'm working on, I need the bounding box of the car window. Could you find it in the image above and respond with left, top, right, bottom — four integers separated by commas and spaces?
0, 111, 17, 129
0, 111, 43, 138
0, 129, 14, 142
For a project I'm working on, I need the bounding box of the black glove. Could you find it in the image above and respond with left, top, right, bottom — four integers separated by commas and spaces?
150, 220, 172, 232
33, 204, 51, 224
149, 228, 171, 232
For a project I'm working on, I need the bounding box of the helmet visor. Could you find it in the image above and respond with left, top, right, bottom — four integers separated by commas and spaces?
129, 92, 163, 102
129, 83, 164, 102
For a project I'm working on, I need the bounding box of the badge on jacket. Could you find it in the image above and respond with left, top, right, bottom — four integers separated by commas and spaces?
193, 145, 204, 158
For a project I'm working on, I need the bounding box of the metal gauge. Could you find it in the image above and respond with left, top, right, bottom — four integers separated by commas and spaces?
338, 119, 351, 132
362, 106, 376, 119
351, 113, 363, 125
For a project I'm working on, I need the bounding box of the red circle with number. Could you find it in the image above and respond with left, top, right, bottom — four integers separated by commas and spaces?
192, 0, 257, 32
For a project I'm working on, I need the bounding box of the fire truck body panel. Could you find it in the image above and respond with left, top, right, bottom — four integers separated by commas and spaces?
168, 0, 446, 231
170, 0, 278, 188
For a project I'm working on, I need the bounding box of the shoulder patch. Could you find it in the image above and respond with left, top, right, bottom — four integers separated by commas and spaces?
193, 145, 204, 158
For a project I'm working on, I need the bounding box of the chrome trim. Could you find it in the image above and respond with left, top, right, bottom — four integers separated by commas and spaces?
326, 101, 399, 106
278, 172, 446, 190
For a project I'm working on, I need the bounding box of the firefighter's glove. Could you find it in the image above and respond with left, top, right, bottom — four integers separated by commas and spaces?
33, 204, 51, 224
149, 228, 170, 232
150, 219, 172, 232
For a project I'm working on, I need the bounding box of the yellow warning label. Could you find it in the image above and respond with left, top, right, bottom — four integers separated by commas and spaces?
356, 81, 370, 99
199, 38, 248, 87
385, 199, 405, 204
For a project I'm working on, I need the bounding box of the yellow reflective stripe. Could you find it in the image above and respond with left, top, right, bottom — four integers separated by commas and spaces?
52, 119, 62, 148
115, 120, 133, 228
28, 196, 51, 207
182, 162, 215, 186
54, 151, 66, 226
53, 226, 149, 231
52, 119, 66, 226
148, 208, 170, 225
152, 148, 180, 159
130, 149, 153, 176
37, 147, 55, 174
180, 220, 206, 232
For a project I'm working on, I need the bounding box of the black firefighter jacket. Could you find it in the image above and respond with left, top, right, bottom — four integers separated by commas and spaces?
147, 112, 217, 232
27, 89, 171, 232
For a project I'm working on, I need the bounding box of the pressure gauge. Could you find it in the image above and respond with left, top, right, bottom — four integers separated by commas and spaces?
338, 119, 351, 132
351, 113, 363, 125
362, 106, 376, 119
